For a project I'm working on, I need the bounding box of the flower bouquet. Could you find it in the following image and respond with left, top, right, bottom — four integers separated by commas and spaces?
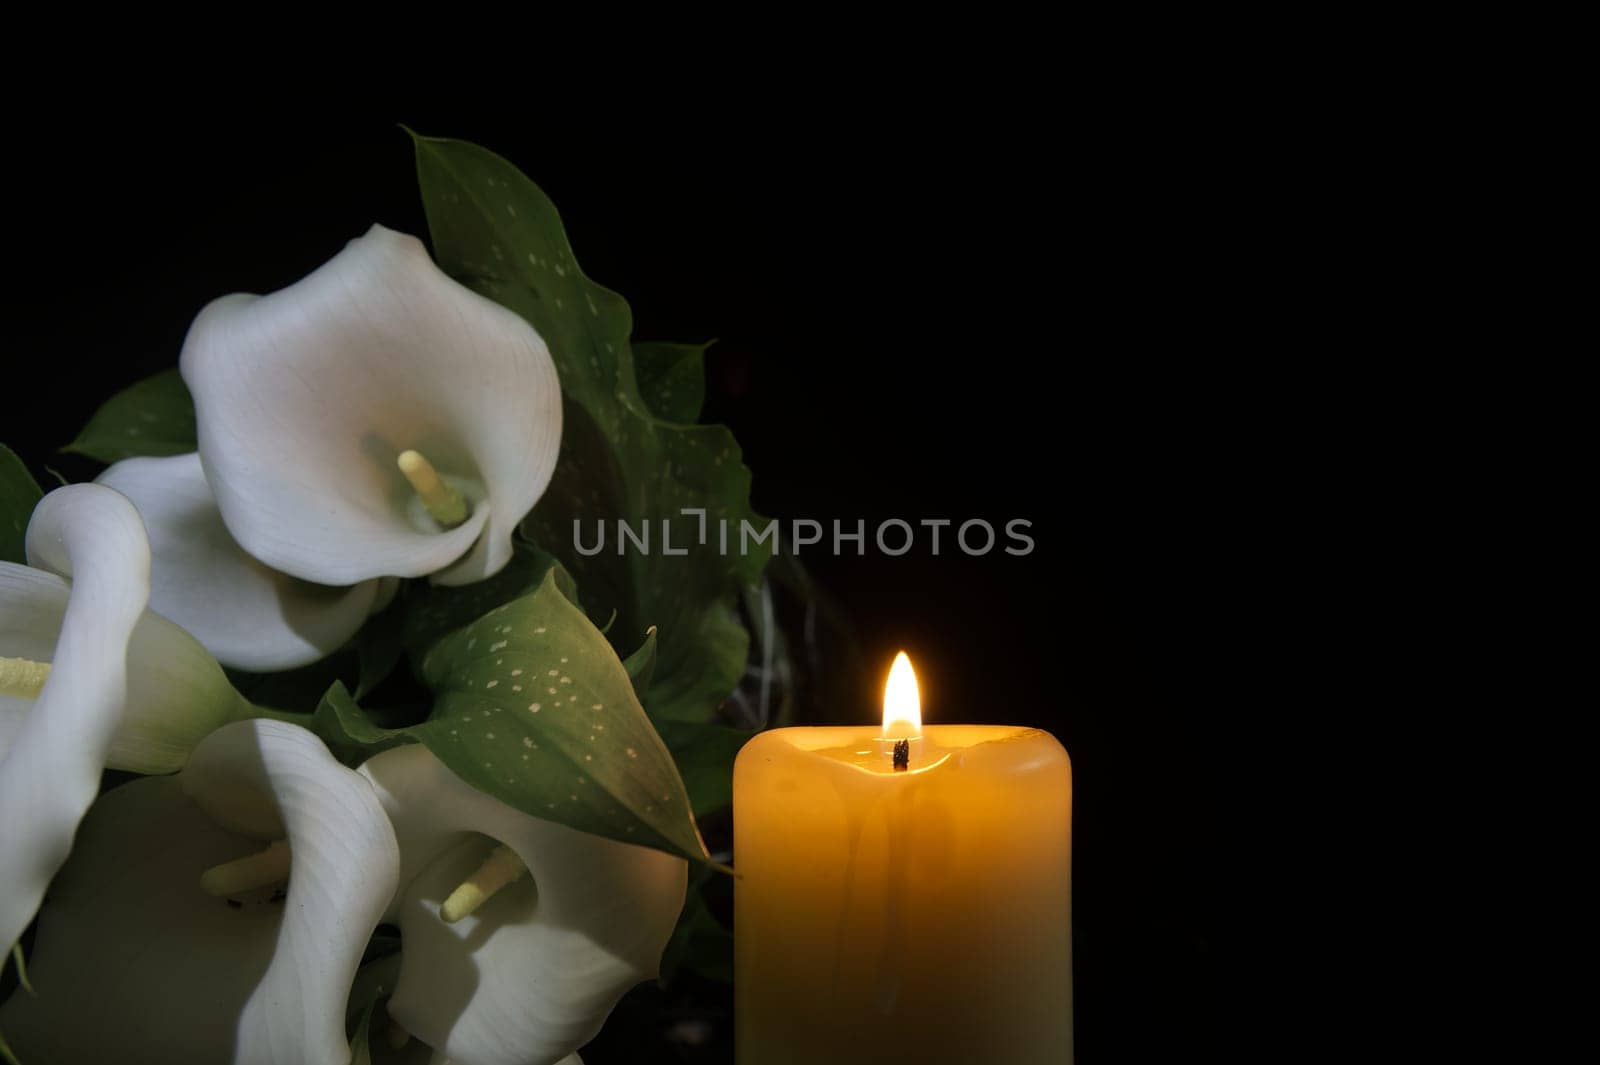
0, 133, 784, 1065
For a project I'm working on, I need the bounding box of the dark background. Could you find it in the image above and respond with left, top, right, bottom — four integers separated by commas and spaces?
1, 106, 1212, 1061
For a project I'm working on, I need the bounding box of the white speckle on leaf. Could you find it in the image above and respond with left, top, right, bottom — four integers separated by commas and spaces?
486, 680, 499, 689
522, 737, 534, 748
529, 703, 541, 712
511, 668, 523, 677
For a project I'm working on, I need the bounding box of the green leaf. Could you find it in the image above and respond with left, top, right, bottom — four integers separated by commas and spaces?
318, 571, 708, 862
0, 444, 43, 564
7, 944, 30, 997
0, 943, 27, 1065
311, 683, 413, 766
354, 600, 406, 701
349, 1002, 375, 1065
411, 134, 769, 724
400, 541, 573, 660
660, 867, 734, 985
63, 368, 197, 462
623, 625, 658, 702
633, 340, 710, 424
655, 719, 749, 818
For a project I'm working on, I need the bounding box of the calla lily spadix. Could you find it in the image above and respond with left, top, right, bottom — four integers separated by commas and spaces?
180, 224, 562, 589
97, 453, 395, 671
358, 744, 688, 1065
0, 719, 401, 1065
1, 484, 249, 958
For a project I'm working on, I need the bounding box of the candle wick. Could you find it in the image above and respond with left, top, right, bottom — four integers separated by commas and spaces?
893, 739, 910, 771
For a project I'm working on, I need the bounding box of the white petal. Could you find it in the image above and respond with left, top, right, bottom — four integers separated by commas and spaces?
98, 453, 382, 670
182, 225, 562, 587
0, 720, 400, 1065
0, 484, 148, 956
0, 561, 248, 775
360, 745, 686, 1065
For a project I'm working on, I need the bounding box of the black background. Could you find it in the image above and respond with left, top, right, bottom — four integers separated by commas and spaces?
1, 105, 1212, 1061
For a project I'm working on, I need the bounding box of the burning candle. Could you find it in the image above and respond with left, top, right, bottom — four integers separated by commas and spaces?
734, 652, 1073, 1064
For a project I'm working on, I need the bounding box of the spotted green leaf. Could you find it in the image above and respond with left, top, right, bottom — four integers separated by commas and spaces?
401, 540, 573, 659
63, 368, 197, 463
317, 570, 708, 862
0, 444, 42, 565
633, 340, 710, 424
411, 134, 768, 724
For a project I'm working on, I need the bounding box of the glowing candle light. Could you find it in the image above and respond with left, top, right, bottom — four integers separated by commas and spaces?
734, 652, 1073, 1064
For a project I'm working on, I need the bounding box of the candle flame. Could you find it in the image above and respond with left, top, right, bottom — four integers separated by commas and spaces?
881, 651, 921, 738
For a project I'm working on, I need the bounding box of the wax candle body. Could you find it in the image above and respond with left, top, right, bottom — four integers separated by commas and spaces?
734, 725, 1072, 1065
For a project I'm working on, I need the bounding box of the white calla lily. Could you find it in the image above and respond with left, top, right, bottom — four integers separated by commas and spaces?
181, 224, 562, 589
97, 452, 390, 671
0, 486, 255, 776
2, 484, 256, 958
1, 484, 149, 958
358, 744, 687, 1065
0, 719, 400, 1065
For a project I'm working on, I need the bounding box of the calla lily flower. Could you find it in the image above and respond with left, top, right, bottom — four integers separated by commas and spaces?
0, 719, 400, 1065
358, 744, 687, 1065
1, 483, 248, 957
97, 453, 394, 671
180, 224, 562, 589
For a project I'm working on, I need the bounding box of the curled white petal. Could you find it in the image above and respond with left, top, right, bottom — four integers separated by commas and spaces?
0, 484, 148, 956
182, 225, 562, 587
98, 453, 382, 671
360, 745, 686, 1065
0, 720, 400, 1065
1, 563, 247, 775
